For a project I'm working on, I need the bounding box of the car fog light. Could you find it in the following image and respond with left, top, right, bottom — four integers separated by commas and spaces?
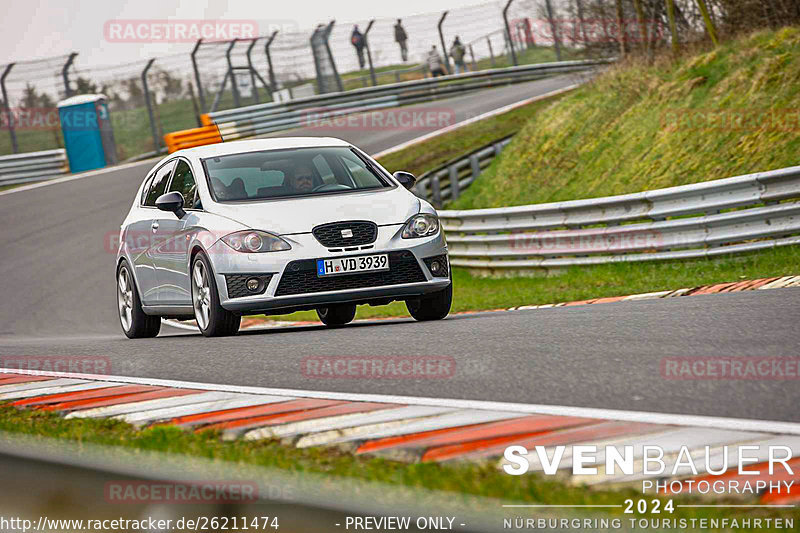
246, 278, 260, 292
430, 260, 442, 274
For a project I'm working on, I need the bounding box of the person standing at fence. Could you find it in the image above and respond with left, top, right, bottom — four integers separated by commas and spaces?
394, 19, 409, 62
449, 36, 467, 74
351, 25, 366, 69
427, 45, 446, 77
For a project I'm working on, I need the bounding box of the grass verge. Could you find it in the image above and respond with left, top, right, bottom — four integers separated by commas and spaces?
449, 27, 800, 209
0, 404, 795, 529
254, 244, 799, 322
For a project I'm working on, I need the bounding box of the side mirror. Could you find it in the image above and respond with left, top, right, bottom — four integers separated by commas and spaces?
393, 171, 417, 191
155, 191, 185, 218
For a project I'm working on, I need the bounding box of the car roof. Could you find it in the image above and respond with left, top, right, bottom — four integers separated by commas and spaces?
173, 137, 352, 159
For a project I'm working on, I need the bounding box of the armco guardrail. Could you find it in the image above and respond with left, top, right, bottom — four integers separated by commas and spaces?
439, 166, 800, 273
202, 60, 609, 143
415, 136, 513, 207
0, 149, 69, 186
0, 431, 507, 533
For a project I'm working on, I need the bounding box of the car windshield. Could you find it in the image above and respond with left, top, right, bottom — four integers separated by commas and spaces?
202, 147, 392, 202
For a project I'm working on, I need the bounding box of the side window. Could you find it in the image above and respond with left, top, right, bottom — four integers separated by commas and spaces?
341, 155, 381, 188
143, 161, 176, 206
168, 160, 197, 209
312, 154, 337, 185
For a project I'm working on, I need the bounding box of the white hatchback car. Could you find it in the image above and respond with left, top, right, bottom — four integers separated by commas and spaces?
116, 138, 451, 338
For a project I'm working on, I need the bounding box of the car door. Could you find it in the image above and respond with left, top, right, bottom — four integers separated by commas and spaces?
151, 158, 199, 305
133, 160, 176, 304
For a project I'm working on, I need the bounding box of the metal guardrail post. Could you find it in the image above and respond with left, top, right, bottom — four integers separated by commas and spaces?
430, 175, 442, 207
438, 11, 451, 74
469, 153, 481, 178
246, 38, 259, 104
141, 59, 160, 151
265, 30, 279, 93
191, 39, 206, 112
226, 39, 241, 108
61, 52, 78, 98
449, 165, 460, 201
1, 63, 18, 153
364, 20, 377, 87
544, 0, 563, 61
503, 0, 518, 66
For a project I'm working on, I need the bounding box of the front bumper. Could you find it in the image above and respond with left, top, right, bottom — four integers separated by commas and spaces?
207, 225, 449, 314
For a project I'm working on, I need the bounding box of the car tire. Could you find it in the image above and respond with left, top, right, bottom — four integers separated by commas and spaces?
191, 253, 241, 337
117, 260, 161, 339
317, 303, 357, 327
407, 281, 453, 321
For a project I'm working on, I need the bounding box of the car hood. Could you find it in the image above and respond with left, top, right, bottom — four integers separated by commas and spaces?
208, 187, 420, 234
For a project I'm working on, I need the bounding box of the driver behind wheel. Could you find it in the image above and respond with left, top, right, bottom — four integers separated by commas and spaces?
287, 161, 315, 194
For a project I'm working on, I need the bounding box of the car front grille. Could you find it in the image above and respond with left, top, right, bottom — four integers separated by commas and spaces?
225, 274, 273, 298
312, 221, 377, 248
275, 251, 426, 297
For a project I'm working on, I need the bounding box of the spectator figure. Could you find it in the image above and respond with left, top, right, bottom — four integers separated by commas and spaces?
427, 45, 446, 77
351, 25, 366, 69
394, 19, 409, 62
450, 36, 467, 74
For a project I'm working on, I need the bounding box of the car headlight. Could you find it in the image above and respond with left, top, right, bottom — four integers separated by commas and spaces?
221, 230, 291, 252
402, 214, 439, 239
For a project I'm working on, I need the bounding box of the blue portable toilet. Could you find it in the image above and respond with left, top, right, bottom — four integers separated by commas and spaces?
57, 94, 118, 173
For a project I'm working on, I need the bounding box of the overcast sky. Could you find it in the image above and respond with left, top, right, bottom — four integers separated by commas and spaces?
4, 0, 499, 65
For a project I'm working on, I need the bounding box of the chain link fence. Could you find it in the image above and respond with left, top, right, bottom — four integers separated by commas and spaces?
1, 1, 641, 160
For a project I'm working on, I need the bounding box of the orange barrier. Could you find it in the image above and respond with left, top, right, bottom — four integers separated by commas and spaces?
163, 124, 221, 153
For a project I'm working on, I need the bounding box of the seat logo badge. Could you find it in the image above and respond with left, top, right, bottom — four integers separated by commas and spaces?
341, 229, 354, 238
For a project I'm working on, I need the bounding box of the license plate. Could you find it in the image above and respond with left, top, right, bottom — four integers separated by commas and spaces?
316, 254, 389, 277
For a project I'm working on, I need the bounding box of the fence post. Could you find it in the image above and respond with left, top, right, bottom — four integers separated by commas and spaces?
191, 39, 206, 113
364, 20, 377, 86
226, 39, 241, 108
246, 38, 259, 104
141, 59, 160, 152
265, 30, 279, 92
544, 0, 562, 61
487, 37, 496, 68
61, 53, 78, 99
1, 63, 18, 154
438, 11, 451, 74
469, 44, 477, 71
323, 21, 344, 92
503, 0, 518, 66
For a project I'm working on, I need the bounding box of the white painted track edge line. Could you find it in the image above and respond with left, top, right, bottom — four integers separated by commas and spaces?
370, 83, 581, 159
2, 368, 798, 435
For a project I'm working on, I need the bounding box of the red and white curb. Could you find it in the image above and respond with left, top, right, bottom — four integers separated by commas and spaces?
164, 275, 800, 332
1, 368, 799, 504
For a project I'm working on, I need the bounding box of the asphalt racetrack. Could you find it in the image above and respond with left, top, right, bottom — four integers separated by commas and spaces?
1, 73, 798, 424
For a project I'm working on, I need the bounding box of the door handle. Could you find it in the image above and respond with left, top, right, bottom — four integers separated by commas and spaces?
151, 222, 159, 232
